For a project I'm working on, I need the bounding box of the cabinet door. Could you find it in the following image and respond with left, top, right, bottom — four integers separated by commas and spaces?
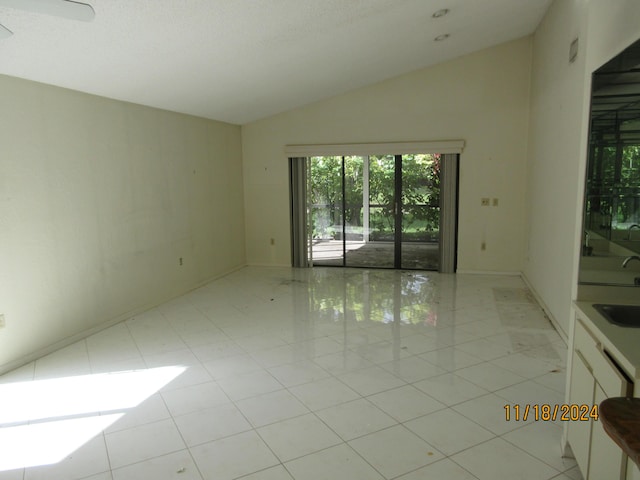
589, 383, 627, 480
626, 459, 640, 480
567, 349, 595, 477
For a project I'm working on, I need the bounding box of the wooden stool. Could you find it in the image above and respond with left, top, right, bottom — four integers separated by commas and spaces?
599, 397, 640, 469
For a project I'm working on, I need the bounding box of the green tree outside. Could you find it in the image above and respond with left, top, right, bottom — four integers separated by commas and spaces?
309, 154, 440, 242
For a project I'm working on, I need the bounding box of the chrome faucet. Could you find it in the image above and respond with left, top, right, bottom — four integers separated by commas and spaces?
622, 256, 640, 268
627, 224, 640, 240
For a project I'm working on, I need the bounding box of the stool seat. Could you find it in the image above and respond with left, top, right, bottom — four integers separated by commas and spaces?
599, 397, 640, 469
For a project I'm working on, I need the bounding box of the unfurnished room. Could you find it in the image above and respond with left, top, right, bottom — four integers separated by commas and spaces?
1, 1, 640, 479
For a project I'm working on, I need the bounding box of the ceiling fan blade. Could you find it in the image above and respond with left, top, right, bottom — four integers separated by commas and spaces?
0, 22, 12, 38
0, 0, 94, 22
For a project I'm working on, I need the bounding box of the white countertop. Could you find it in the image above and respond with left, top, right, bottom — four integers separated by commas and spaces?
574, 301, 640, 380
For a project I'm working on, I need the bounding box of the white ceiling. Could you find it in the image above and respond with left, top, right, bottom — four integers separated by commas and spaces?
0, 0, 552, 125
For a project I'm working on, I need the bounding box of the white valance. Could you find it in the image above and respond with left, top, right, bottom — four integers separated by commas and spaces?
284, 140, 464, 157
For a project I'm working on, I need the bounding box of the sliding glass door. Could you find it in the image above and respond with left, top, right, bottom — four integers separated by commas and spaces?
307, 156, 343, 266
401, 154, 441, 269
363, 155, 395, 268
305, 153, 452, 270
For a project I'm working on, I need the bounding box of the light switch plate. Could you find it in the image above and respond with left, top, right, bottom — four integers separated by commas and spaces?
569, 37, 579, 63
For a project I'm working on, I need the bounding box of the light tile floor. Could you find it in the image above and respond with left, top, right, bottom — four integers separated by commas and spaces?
0, 267, 583, 480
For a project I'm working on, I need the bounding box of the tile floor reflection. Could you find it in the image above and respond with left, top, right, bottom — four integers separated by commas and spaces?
0, 267, 581, 480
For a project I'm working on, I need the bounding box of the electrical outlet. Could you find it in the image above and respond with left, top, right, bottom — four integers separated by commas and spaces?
0, 314, 5, 329
179, 257, 183, 266
481, 198, 490, 206
492, 198, 499, 206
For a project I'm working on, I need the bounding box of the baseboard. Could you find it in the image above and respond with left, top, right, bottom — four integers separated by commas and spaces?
246, 262, 292, 268
521, 272, 568, 345
0, 263, 248, 377
456, 269, 521, 276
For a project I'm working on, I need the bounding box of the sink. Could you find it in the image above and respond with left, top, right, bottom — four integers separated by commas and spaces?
593, 304, 640, 327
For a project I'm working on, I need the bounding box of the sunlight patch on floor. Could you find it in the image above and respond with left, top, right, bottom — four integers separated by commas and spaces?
0, 366, 186, 471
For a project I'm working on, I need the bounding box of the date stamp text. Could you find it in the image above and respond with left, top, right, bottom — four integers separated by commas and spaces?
504, 404, 599, 422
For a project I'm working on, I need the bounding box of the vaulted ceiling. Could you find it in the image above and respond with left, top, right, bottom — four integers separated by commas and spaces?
0, 0, 552, 124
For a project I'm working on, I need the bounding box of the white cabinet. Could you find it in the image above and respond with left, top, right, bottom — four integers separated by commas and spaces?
567, 347, 595, 472
590, 383, 626, 479
567, 316, 632, 480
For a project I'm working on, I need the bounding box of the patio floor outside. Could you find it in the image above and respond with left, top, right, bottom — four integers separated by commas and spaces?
311, 240, 440, 270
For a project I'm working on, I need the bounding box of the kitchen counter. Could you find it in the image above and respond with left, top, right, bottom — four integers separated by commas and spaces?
567, 300, 639, 479
574, 301, 640, 379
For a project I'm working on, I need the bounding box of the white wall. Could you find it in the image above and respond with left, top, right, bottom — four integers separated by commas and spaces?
6, 0, 633, 373
524, 0, 640, 339
0, 75, 245, 373
242, 38, 533, 272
